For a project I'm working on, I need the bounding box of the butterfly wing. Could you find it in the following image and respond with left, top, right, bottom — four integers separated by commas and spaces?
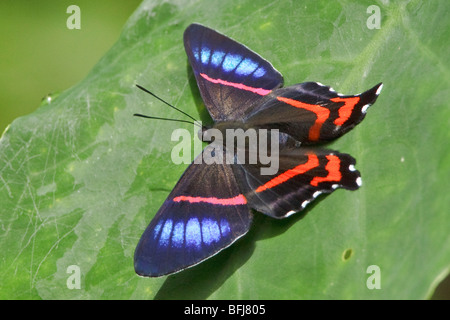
134, 147, 253, 277
232, 142, 361, 219
246, 82, 383, 143
184, 23, 284, 122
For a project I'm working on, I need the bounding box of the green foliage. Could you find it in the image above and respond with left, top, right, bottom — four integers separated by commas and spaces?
0, 0, 449, 299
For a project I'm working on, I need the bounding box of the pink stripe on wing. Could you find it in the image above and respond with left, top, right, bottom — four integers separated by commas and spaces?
200, 73, 271, 96
173, 194, 247, 206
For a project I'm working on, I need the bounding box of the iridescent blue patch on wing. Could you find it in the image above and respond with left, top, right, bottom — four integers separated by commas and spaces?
201, 218, 221, 245
186, 217, 202, 249
201, 47, 211, 65
220, 219, 231, 237
222, 54, 242, 72
235, 58, 258, 76
171, 221, 185, 248
193, 47, 200, 61
211, 50, 225, 67
153, 220, 163, 240
253, 66, 266, 78
159, 219, 173, 247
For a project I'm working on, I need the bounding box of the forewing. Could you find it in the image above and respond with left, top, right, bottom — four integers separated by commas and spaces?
184, 23, 284, 122
134, 147, 253, 277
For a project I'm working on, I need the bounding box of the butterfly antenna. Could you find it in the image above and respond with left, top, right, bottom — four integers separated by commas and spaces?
133, 113, 202, 129
135, 84, 200, 124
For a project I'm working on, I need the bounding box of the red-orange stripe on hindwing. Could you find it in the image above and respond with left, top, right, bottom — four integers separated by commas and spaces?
255, 153, 319, 193
310, 154, 342, 186
276, 96, 330, 141
330, 96, 360, 126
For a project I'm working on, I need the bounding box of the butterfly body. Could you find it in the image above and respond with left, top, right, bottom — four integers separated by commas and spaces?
134, 23, 382, 277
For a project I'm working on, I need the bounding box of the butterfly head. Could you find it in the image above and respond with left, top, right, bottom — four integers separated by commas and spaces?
200, 121, 253, 145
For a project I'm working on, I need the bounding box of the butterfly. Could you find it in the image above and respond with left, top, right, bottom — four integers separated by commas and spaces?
134, 23, 383, 277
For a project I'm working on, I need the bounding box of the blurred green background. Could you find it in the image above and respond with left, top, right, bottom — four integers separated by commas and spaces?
0, 0, 141, 134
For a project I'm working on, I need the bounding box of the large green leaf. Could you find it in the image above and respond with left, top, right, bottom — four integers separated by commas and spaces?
1, 0, 449, 299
